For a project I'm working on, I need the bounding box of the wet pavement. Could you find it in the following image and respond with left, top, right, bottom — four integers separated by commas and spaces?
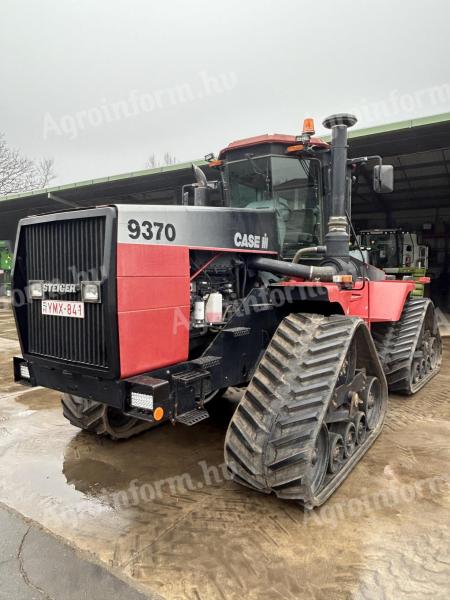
0, 502, 152, 600
0, 304, 449, 600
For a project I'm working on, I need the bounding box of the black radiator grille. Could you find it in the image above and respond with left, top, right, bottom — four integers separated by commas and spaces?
25, 216, 108, 368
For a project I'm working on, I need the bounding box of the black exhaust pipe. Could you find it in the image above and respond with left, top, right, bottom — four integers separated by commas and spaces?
322, 113, 357, 258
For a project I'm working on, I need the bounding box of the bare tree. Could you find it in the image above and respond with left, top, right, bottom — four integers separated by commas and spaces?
145, 152, 178, 169
36, 157, 55, 189
145, 153, 158, 169
0, 133, 56, 196
163, 152, 177, 166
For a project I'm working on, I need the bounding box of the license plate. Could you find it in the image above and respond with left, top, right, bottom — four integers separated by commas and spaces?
41, 300, 85, 319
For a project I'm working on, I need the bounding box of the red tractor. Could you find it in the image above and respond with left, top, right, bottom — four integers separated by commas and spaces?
12, 114, 442, 508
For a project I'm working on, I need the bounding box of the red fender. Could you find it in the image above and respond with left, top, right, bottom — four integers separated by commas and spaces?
280, 280, 415, 325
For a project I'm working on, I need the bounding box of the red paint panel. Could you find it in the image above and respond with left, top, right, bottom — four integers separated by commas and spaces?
368, 281, 414, 322
117, 276, 189, 312
118, 307, 189, 378
117, 243, 189, 276
117, 243, 190, 378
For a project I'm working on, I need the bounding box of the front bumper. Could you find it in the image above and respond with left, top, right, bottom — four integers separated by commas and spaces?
13, 356, 172, 424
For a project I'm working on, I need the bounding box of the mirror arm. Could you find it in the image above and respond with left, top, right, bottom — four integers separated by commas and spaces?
347, 155, 382, 167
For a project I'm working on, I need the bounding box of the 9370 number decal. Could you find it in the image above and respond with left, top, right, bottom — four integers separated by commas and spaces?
127, 219, 176, 242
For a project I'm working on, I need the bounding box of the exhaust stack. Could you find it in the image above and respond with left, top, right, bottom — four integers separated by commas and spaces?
322, 113, 357, 258
192, 164, 210, 206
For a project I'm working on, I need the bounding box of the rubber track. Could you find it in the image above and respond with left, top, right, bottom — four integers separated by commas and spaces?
224, 313, 373, 504
61, 394, 152, 440
371, 297, 441, 394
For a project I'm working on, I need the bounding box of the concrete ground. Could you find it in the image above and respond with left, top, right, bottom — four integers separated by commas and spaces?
0, 503, 152, 600
0, 303, 449, 599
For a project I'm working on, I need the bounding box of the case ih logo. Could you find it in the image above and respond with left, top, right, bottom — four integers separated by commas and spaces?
234, 232, 269, 249
43, 283, 77, 293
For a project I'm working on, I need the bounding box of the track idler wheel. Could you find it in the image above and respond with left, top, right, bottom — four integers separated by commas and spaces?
410, 355, 427, 388
361, 376, 383, 431
333, 421, 357, 458
354, 412, 368, 445
428, 336, 441, 372
328, 433, 345, 474
309, 426, 329, 493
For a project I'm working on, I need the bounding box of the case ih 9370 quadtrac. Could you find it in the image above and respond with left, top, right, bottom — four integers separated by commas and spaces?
12, 114, 442, 508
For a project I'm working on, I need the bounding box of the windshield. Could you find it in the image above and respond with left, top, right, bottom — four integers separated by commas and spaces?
225, 156, 322, 257
226, 156, 271, 207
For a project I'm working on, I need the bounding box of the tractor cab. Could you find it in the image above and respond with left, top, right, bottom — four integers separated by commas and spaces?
217, 134, 327, 258
181, 121, 331, 258
188, 118, 394, 261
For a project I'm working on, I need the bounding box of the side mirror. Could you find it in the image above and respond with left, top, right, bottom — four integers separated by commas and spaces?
373, 164, 394, 193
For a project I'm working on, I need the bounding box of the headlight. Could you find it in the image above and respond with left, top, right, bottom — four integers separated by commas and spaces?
130, 392, 154, 411
19, 363, 30, 380
29, 280, 43, 300
81, 281, 101, 303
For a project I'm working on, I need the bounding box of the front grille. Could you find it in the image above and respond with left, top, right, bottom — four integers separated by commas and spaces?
25, 216, 108, 368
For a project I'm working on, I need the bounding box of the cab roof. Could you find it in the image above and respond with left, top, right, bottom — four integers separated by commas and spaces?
218, 134, 329, 158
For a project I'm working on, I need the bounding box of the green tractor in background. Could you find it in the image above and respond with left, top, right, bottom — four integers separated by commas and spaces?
0, 241, 12, 297
357, 229, 429, 297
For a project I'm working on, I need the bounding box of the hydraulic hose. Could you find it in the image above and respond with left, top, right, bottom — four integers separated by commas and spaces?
247, 256, 336, 282
292, 245, 327, 264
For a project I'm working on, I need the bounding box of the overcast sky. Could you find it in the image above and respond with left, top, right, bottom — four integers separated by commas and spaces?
1, 0, 450, 185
